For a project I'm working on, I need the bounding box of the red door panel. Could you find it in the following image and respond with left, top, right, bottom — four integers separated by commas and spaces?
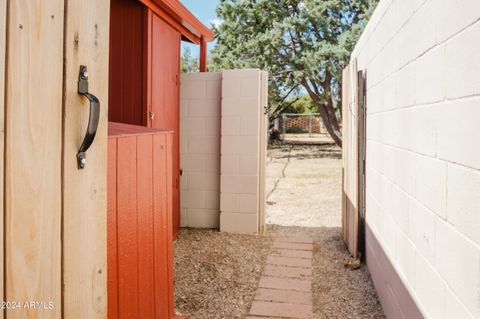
107, 123, 175, 319
150, 14, 181, 238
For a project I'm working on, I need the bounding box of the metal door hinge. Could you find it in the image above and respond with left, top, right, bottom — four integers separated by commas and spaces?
149, 111, 155, 121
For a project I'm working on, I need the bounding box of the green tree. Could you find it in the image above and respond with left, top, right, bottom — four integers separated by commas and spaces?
211, 0, 378, 147
181, 47, 199, 73
286, 95, 317, 114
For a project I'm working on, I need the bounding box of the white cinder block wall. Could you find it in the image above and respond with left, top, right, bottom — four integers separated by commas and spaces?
220, 70, 267, 233
180, 72, 222, 228
180, 70, 267, 233
351, 1, 480, 318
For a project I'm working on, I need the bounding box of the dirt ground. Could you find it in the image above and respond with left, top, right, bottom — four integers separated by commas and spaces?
174, 142, 384, 318
266, 143, 342, 227
267, 143, 385, 319
174, 229, 273, 319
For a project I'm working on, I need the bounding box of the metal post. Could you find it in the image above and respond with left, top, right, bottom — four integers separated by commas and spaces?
308, 116, 312, 138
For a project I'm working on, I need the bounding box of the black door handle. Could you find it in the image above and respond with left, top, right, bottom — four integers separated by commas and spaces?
77, 65, 100, 170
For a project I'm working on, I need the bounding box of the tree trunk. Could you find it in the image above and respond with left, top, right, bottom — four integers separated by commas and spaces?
301, 80, 342, 147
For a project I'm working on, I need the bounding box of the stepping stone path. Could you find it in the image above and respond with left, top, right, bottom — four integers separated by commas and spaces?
247, 236, 314, 319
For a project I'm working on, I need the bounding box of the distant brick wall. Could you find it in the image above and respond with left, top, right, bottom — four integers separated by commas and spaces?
351, 1, 480, 318
284, 116, 323, 134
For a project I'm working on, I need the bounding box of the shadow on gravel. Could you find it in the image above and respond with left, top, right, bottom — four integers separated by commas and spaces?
269, 143, 342, 160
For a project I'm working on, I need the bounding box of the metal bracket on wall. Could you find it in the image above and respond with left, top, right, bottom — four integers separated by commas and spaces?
77, 65, 100, 170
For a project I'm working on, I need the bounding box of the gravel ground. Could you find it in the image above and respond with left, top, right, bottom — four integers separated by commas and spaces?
174, 143, 384, 318
174, 229, 273, 319
269, 225, 385, 319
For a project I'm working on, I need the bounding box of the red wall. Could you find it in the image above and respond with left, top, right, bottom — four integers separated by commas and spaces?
149, 12, 181, 239
109, 0, 146, 125
108, 123, 175, 319
109, 0, 182, 237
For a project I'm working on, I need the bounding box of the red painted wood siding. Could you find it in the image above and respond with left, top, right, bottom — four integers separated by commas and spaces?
109, 0, 146, 125
108, 122, 175, 319
149, 12, 181, 238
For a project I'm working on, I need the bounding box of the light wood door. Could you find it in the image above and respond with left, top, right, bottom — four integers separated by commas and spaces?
62, 0, 110, 318
342, 60, 363, 259
150, 13, 181, 238
3, 0, 109, 318
5, 1, 64, 317
0, 1, 7, 316
342, 62, 367, 260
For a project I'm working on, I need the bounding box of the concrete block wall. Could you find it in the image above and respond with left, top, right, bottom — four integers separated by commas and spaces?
220, 70, 267, 233
351, 1, 480, 318
180, 72, 222, 228
180, 70, 267, 233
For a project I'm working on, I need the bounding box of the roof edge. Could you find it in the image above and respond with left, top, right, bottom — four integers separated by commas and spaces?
151, 0, 215, 42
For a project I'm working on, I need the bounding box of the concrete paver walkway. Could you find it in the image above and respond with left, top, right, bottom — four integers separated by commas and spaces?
247, 236, 314, 319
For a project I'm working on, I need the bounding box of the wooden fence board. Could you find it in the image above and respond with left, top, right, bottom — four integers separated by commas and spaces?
0, 1, 6, 316
5, 1, 64, 318
117, 137, 140, 318
107, 125, 174, 319
342, 60, 361, 259
136, 135, 156, 318
107, 138, 119, 319
153, 134, 170, 318
166, 134, 175, 315
62, 0, 110, 317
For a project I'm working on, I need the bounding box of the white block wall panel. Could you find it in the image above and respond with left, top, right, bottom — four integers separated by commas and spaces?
445, 287, 476, 319
435, 219, 480, 316
220, 69, 267, 234
395, 230, 415, 287
180, 72, 222, 228
351, 0, 480, 317
415, 46, 445, 105
446, 164, 480, 246
437, 98, 480, 170
414, 156, 447, 218
435, 0, 480, 43
409, 199, 436, 264
415, 252, 445, 319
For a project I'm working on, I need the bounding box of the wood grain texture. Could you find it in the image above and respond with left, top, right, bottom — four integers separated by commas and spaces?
258, 71, 268, 232
109, 0, 145, 126
0, 1, 6, 317
153, 134, 169, 318
5, 1, 64, 318
341, 61, 360, 259
150, 14, 181, 239
136, 135, 156, 319
107, 126, 174, 319
107, 138, 118, 319
165, 133, 175, 316
341, 65, 350, 250
62, 0, 110, 317
117, 137, 139, 318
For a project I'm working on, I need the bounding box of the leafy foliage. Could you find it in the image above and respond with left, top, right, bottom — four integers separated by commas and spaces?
285, 95, 317, 114
181, 47, 199, 73
211, 0, 378, 146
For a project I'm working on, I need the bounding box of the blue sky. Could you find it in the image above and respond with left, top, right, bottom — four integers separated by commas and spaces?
180, 0, 221, 56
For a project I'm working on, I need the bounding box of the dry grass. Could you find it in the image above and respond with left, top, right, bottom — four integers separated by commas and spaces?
174, 229, 273, 319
